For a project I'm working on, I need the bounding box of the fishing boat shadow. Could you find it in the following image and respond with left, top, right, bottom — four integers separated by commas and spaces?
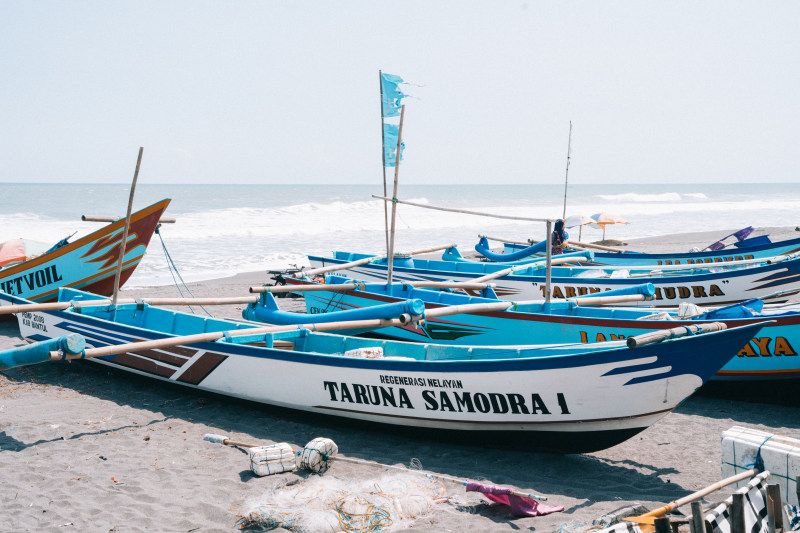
6, 359, 794, 519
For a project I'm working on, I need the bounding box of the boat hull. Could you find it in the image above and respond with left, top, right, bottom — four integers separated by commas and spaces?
502, 236, 800, 266
307, 252, 800, 307
0, 289, 766, 453
0, 199, 171, 302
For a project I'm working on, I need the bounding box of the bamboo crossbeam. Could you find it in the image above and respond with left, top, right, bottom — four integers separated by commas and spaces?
626, 469, 760, 525
480, 235, 533, 246
82, 214, 176, 224
565, 240, 626, 253
0, 296, 260, 316
471, 255, 590, 284
291, 243, 456, 279
45, 300, 512, 361
372, 195, 552, 223
250, 280, 493, 294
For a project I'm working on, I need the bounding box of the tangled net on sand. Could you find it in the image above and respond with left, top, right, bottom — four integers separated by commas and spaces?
235, 473, 451, 532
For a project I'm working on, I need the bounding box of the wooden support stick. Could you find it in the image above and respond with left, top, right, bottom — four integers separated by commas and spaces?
767, 483, 784, 532
654, 516, 672, 533
689, 501, 704, 533
82, 215, 176, 223
731, 493, 745, 533
292, 243, 456, 279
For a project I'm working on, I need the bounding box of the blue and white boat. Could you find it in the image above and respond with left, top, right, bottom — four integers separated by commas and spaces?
265, 275, 800, 384
0, 287, 767, 453
492, 233, 800, 267
305, 249, 800, 307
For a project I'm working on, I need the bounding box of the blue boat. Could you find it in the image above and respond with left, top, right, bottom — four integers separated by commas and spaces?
492, 233, 800, 266
257, 274, 800, 384
305, 249, 800, 307
0, 287, 768, 453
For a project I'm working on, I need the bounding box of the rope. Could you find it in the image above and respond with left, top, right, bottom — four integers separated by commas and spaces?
155, 227, 212, 317
745, 436, 773, 472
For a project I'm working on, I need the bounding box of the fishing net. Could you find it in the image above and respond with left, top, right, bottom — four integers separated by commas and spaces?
235, 473, 452, 532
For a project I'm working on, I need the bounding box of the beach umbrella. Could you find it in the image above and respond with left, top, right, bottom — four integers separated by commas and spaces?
564, 215, 595, 241
590, 213, 629, 240
0, 238, 50, 267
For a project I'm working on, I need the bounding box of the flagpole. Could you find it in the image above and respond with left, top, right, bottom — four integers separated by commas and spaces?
379, 71, 390, 257
561, 121, 572, 219
387, 105, 405, 284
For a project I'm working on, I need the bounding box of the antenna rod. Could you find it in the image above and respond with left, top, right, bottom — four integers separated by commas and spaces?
561, 121, 573, 219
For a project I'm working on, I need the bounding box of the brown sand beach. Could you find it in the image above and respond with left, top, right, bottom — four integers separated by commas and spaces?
2, 228, 800, 532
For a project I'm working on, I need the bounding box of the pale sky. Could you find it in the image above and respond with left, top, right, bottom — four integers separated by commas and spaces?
1, 1, 798, 185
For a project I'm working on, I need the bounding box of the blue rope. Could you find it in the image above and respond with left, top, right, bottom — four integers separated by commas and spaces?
745, 436, 773, 472
156, 227, 212, 317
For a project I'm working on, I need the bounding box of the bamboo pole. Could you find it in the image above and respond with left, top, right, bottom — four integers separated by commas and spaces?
480, 235, 532, 246
470, 255, 590, 284
387, 104, 405, 284
0, 296, 262, 316
565, 240, 626, 253
293, 243, 456, 279
626, 322, 727, 349
626, 468, 759, 525
250, 281, 494, 294
111, 147, 143, 308
45, 300, 516, 361
379, 70, 390, 259
82, 215, 176, 224
371, 195, 550, 223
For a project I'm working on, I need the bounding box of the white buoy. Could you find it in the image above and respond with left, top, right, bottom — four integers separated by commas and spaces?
298, 437, 339, 473
249, 443, 297, 477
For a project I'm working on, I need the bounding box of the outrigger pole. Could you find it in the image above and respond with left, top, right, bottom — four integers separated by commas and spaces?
386, 105, 405, 284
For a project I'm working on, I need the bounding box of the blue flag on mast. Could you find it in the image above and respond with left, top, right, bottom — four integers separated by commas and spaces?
381, 73, 406, 118
383, 123, 405, 167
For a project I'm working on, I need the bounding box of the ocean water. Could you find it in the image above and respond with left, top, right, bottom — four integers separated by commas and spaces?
2, 182, 799, 287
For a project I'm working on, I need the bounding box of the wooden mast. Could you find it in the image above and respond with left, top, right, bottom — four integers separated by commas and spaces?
378, 71, 390, 256
386, 105, 405, 284
111, 147, 143, 309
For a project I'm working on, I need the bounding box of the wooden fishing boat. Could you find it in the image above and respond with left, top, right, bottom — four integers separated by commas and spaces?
265, 275, 800, 384
305, 249, 800, 307
494, 234, 800, 266
0, 287, 768, 453
0, 199, 170, 302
